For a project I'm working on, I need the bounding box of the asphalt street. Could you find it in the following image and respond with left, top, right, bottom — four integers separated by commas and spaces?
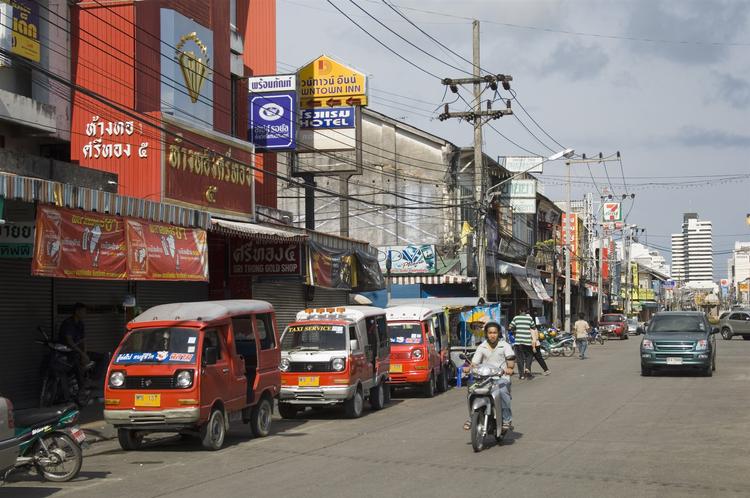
4, 336, 750, 498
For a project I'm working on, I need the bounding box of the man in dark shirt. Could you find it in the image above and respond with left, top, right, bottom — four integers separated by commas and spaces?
59, 303, 92, 389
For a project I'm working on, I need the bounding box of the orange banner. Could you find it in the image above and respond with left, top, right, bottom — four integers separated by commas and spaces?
32, 205, 126, 280
32, 205, 208, 281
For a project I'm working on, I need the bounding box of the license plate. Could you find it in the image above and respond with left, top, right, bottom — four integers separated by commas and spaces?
134, 393, 161, 407
298, 376, 319, 387
666, 357, 683, 365
390, 364, 403, 373
70, 427, 86, 444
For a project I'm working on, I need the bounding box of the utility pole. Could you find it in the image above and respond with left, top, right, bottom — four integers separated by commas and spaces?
597, 232, 604, 320
438, 20, 513, 302
624, 226, 633, 315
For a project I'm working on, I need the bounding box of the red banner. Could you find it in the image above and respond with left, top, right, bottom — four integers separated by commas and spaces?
125, 219, 208, 281
32, 206, 127, 280
32, 206, 208, 281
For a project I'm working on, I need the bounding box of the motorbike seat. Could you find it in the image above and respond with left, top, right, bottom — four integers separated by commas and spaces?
14, 403, 77, 428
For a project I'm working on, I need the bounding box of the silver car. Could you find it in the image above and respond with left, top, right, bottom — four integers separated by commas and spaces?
0, 397, 19, 476
719, 310, 750, 340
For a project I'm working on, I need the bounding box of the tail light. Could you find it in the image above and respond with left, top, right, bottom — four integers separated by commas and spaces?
7, 399, 13, 429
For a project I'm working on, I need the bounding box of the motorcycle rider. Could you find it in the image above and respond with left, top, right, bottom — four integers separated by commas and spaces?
463, 321, 515, 432
59, 303, 93, 392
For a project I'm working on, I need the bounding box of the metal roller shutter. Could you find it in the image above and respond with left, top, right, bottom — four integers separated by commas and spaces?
306, 287, 350, 310
53, 279, 130, 357
251, 281, 306, 333
135, 281, 209, 312
0, 259, 53, 408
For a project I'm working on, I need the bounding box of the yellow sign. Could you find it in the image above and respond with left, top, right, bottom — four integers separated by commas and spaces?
3, 0, 40, 62
740, 282, 749, 293
298, 55, 368, 107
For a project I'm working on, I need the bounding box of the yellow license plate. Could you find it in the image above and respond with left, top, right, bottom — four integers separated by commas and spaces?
298, 376, 320, 387
134, 393, 161, 407
390, 364, 403, 373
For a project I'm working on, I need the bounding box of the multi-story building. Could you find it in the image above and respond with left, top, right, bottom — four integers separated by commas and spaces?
671, 213, 713, 285
727, 242, 750, 305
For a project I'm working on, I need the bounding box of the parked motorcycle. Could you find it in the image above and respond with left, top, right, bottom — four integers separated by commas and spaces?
461, 355, 510, 452
37, 327, 93, 408
539, 331, 576, 357
587, 327, 605, 345
5, 402, 85, 482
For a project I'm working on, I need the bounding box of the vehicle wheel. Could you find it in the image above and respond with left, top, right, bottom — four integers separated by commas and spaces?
383, 383, 392, 404
423, 374, 436, 398
720, 328, 732, 340
277, 402, 298, 419
703, 365, 713, 377
200, 408, 226, 450
470, 410, 485, 453
561, 343, 575, 357
743, 335, 750, 341
35, 433, 82, 482
437, 367, 449, 393
344, 387, 364, 418
641, 366, 651, 377
39, 377, 58, 408
369, 381, 385, 410
117, 428, 144, 451
598, 336, 605, 345
250, 398, 273, 438
622, 333, 628, 340
712, 357, 716, 372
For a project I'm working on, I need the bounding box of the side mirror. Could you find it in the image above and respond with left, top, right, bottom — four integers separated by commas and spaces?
711, 327, 720, 335
203, 346, 218, 366
349, 339, 359, 351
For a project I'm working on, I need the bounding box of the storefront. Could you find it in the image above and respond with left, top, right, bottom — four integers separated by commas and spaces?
0, 172, 210, 407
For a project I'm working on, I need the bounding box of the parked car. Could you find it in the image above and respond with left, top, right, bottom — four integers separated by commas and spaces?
278, 306, 391, 419
104, 300, 281, 451
599, 314, 628, 339
627, 318, 640, 335
0, 396, 19, 477
386, 305, 451, 396
719, 310, 750, 340
640, 311, 718, 376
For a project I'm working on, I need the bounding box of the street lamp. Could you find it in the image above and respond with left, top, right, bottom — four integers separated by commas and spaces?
477, 148, 575, 303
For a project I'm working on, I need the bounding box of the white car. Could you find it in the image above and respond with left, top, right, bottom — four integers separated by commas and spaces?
0, 397, 19, 476
627, 318, 640, 335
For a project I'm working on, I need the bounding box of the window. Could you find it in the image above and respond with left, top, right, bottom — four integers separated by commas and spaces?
729, 313, 744, 321
256, 314, 276, 350
232, 316, 257, 358
376, 316, 389, 354
203, 329, 223, 360
230, 0, 237, 28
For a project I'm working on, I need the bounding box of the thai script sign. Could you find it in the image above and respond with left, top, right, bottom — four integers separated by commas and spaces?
229, 238, 302, 276
297, 55, 368, 107
502, 156, 544, 174
247, 74, 296, 93
0, 221, 34, 259
0, 0, 40, 63
82, 115, 149, 160
301, 107, 355, 129
32, 205, 208, 281
248, 91, 296, 150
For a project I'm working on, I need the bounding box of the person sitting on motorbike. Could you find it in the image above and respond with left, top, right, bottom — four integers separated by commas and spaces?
463, 321, 515, 432
59, 302, 94, 389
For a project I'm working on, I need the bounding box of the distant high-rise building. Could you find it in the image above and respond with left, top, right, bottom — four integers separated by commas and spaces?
728, 242, 750, 304
671, 213, 713, 284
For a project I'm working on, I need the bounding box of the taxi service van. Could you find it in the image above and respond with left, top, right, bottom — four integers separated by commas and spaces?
104, 300, 281, 451
278, 306, 390, 419
386, 304, 451, 396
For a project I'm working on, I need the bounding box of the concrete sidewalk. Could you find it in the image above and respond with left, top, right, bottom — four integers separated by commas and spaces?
78, 399, 117, 444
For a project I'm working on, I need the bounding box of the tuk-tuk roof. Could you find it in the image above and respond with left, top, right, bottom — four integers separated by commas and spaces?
131, 300, 274, 324
295, 305, 385, 323
386, 304, 445, 322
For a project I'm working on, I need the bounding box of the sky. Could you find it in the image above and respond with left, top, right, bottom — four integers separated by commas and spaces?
276, 0, 750, 278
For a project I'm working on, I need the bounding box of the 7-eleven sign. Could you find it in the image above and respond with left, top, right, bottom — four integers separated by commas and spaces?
602, 202, 622, 222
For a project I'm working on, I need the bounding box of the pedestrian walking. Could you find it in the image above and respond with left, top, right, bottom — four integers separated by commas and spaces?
509, 307, 537, 379
573, 313, 591, 359
530, 326, 551, 375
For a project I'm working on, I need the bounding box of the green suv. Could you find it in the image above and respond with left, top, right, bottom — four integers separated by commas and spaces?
640, 311, 718, 377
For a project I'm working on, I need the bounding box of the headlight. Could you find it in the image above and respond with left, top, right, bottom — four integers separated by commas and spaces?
175, 370, 193, 388
412, 348, 423, 360
109, 371, 125, 388
332, 358, 346, 372
279, 358, 290, 372
695, 339, 708, 351
641, 339, 654, 351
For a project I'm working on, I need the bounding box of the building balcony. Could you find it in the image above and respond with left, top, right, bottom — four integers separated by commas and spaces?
0, 88, 57, 134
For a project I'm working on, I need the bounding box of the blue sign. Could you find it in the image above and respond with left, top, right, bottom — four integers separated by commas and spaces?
249, 91, 296, 150
301, 107, 355, 129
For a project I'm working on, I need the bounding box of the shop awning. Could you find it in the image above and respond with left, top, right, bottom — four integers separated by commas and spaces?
389, 274, 476, 285
493, 259, 543, 301
211, 218, 307, 242
0, 171, 210, 229
528, 269, 553, 302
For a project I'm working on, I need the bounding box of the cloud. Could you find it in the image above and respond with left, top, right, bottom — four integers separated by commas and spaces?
714, 73, 750, 108
540, 40, 609, 80
675, 127, 750, 147
625, 0, 750, 64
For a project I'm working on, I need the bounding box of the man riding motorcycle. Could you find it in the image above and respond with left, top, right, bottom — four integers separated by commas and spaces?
463, 321, 515, 431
